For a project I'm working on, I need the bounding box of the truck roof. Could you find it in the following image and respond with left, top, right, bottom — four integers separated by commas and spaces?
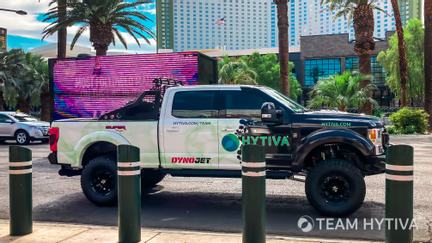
167, 84, 263, 91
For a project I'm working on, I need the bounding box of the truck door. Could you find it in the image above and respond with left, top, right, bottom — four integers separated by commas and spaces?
218, 88, 293, 170
161, 90, 220, 169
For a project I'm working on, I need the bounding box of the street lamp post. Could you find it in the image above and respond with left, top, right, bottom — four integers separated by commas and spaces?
0, 8, 27, 15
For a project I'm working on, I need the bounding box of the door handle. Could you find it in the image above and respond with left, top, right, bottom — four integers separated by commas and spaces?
167, 127, 180, 133
222, 128, 236, 132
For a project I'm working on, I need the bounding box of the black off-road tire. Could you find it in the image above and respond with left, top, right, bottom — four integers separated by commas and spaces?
81, 156, 117, 206
15, 130, 30, 145
305, 159, 366, 217
141, 169, 165, 189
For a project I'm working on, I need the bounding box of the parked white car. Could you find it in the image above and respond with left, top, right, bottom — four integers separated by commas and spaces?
0, 112, 50, 145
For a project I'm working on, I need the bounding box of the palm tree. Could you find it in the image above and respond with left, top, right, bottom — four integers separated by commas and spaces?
24, 53, 49, 120
390, 0, 408, 107
425, 0, 432, 130
321, 0, 383, 114
43, 0, 155, 56
308, 71, 377, 112
57, 0, 67, 59
0, 49, 25, 111
219, 61, 257, 85
274, 0, 290, 96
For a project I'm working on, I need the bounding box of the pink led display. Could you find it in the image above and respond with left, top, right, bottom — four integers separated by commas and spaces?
52, 52, 200, 120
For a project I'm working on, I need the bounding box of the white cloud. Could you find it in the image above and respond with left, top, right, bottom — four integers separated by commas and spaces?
1, 0, 156, 53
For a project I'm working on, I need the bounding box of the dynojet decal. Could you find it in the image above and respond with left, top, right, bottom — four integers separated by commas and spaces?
171, 157, 211, 164
321, 122, 352, 127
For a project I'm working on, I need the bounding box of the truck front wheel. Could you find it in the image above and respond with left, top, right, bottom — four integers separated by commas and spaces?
81, 156, 117, 206
305, 159, 366, 217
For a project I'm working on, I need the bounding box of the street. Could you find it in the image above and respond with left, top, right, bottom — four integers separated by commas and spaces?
0, 136, 431, 242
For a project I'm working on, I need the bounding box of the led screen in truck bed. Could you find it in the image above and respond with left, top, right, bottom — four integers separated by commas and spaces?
50, 52, 217, 120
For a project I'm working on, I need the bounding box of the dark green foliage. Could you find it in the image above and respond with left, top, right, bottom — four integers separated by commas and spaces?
388, 108, 429, 134
218, 53, 302, 99
308, 71, 377, 111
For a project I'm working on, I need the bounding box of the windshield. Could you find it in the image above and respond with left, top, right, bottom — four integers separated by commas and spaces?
262, 87, 307, 113
13, 114, 38, 122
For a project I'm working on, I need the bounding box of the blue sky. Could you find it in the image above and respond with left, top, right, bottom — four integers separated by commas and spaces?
1, 0, 157, 53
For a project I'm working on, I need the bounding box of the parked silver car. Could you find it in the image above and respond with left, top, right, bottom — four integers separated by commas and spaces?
0, 112, 50, 145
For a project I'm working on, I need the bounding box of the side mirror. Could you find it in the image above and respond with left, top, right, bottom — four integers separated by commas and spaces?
261, 102, 282, 125
5, 119, 14, 124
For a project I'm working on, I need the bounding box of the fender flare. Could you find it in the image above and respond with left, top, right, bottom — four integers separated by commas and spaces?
74, 131, 131, 167
293, 129, 374, 167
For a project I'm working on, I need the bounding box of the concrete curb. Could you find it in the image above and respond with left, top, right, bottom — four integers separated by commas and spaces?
0, 220, 381, 243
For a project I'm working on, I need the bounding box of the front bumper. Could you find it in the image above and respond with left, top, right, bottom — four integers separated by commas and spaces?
365, 154, 386, 175
30, 128, 49, 139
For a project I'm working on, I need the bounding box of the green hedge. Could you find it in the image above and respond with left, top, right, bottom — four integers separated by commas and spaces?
387, 108, 429, 134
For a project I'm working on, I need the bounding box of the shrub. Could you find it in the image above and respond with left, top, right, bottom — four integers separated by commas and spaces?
389, 108, 429, 134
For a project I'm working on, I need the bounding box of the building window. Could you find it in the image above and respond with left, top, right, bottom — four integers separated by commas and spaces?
304, 58, 342, 87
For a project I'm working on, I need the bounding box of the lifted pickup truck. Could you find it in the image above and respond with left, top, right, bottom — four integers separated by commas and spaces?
49, 85, 389, 216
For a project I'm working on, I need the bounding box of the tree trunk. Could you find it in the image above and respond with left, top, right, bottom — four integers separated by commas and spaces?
275, 0, 290, 96
95, 45, 108, 56
90, 20, 113, 56
0, 91, 5, 111
40, 91, 51, 121
17, 97, 31, 114
353, 4, 375, 114
425, 0, 432, 131
391, 0, 409, 107
57, 0, 67, 59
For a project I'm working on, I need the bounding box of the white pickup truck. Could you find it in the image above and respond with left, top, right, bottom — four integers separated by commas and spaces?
49, 84, 388, 216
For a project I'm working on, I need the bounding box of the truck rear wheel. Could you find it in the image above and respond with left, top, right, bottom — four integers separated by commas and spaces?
81, 156, 117, 206
141, 170, 165, 189
305, 159, 365, 217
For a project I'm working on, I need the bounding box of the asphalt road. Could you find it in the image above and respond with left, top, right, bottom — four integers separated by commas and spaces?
0, 136, 431, 242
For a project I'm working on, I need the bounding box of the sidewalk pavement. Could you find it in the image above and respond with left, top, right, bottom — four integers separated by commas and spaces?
0, 220, 380, 243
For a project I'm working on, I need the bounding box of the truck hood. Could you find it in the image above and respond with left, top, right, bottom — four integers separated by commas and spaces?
293, 110, 383, 128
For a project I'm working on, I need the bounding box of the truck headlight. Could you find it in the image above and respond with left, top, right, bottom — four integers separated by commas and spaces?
368, 128, 384, 154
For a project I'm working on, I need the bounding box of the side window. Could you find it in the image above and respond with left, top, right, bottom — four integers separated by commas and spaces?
0, 114, 10, 123
222, 90, 270, 119
172, 91, 218, 118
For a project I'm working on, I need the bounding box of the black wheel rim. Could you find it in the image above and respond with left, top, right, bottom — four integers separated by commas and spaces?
91, 169, 115, 195
320, 174, 351, 203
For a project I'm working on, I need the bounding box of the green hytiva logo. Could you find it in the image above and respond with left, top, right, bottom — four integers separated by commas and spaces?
221, 134, 290, 152
241, 135, 290, 147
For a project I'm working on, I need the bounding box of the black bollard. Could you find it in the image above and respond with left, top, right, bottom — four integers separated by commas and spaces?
242, 144, 266, 243
9, 145, 33, 236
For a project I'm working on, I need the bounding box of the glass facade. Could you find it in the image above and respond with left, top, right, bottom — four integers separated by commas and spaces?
344, 56, 386, 86
303, 58, 341, 87
345, 57, 359, 72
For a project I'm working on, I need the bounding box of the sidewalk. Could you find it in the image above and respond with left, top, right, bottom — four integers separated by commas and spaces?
0, 220, 380, 243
